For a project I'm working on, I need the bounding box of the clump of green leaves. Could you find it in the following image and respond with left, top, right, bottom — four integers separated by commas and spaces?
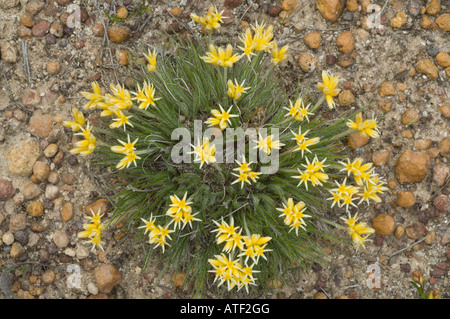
410, 271, 440, 299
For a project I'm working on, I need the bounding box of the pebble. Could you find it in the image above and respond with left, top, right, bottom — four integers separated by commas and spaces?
427, 44, 439, 58
9, 213, 27, 232
433, 164, 449, 186
317, 0, 345, 22
447, 247, 450, 261
433, 195, 449, 212
18, 25, 32, 39
378, 81, 396, 97
20, 12, 35, 27
50, 21, 63, 37
401, 109, 419, 125
0, 179, 15, 201
297, 52, 316, 73
0, 211, 4, 226
116, 49, 129, 66
397, 191, 416, 207
44, 144, 58, 158
45, 185, 59, 200
67, 155, 79, 166
395, 150, 430, 184
28, 232, 40, 247
415, 59, 438, 80
23, 183, 41, 200
1, 42, 18, 63
14, 230, 28, 245
26, 1, 45, 15
347, 131, 370, 149
33, 161, 50, 182
31, 20, 51, 37
326, 54, 336, 66
53, 230, 69, 248
10, 242, 26, 259
436, 52, 450, 68
405, 223, 427, 239
91, 23, 105, 37
425, 0, 441, 16
390, 11, 407, 28
23, 90, 41, 108
117, 6, 129, 19
374, 236, 384, 247
41, 269, 55, 285
438, 137, 450, 155
415, 138, 432, 150
394, 225, 405, 239
372, 150, 390, 167
61, 202, 74, 222
419, 16, 436, 30
60, 173, 76, 185
46, 61, 60, 75
2, 231, 15, 245
172, 272, 186, 287
441, 229, 450, 245
418, 210, 430, 224
26, 201, 44, 217
76, 245, 90, 259
425, 231, 435, 245
407, 0, 421, 17
108, 25, 131, 43
303, 31, 321, 49
400, 263, 411, 273
338, 90, 355, 107
28, 111, 53, 138
268, 5, 282, 17
87, 282, 99, 295
372, 214, 395, 236
94, 264, 123, 293
224, 0, 244, 9
85, 198, 110, 216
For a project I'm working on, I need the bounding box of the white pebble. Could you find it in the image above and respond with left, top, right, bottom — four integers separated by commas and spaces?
87, 282, 99, 295
2, 231, 14, 245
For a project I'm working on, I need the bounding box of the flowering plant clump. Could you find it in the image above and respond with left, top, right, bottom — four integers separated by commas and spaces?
67, 13, 386, 295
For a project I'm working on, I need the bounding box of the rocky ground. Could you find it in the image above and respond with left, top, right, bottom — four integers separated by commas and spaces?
0, 0, 449, 300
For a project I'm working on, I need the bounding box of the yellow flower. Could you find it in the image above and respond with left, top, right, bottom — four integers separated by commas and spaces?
276, 198, 311, 235
132, 81, 161, 110
70, 125, 96, 156
77, 208, 105, 251
231, 156, 261, 188
144, 49, 157, 72
347, 113, 380, 138
271, 41, 288, 65
116, 151, 141, 170
211, 218, 244, 253
139, 214, 157, 234
341, 212, 375, 249
284, 98, 313, 122
317, 70, 341, 109
189, 137, 216, 168
327, 178, 359, 210
109, 83, 133, 110
251, 21, 274, 52
227, 79, 250, 100
191, 6, 224, 31
255, 132, 285, 155
239, 234, 272, 264
81, 81, 103, 110
201, 44, 242, 68
205, 104, 239, 130
238, 27, 256, 60
109, 110, 134, 131
291, 127, 320, 157
339, 158, 373, 186
166, 192, 200, 230
149, 225, 174, 253
63, 108, 85, 131
111, 134, 138, 154
293, 156, 329, 190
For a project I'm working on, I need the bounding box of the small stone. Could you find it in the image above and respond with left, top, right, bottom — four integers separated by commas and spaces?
374, 236, 384, 246
418, 210, 430, 224
433, 195, 449, 212
326, 54, 336, 65
394, 225, 405, 239
401, 130, 413, 139
27, 201, 44, 217
268, 5, 282, 17
425, 0, 441, 16
76, 245, 90, 259
397, 191, 416, 207
401, 109, 419, 125
1, 42, 17, 63
436, 13, 450, 31
407, 0, 421, 16
438, 137, 450, 155
26, 1, 45, 15
372, 150, 390, 167
92, 23, 105, 37
21, 12, 35, 27
67, 155, 79, 166
224, 0, 244, 9
297, 52, 316, 73
415, 139, 432, 150
0, 179, 15, 201
420, 16, 436, 30
9, 213, 27, 232
372, 214, 395, 236
14, 230, 28, 245
401, 263, 411, 273
281, 0, 298, 14
425, 231, 435, 244
338, 90, 355, 107
41, 269, 55, 285
347, 131, 370, 149
28, 232, 40, 247
390, 11, 407, 28
427, 44, 440, 58
346, 0, 358, 12
31, 20, 51, 37
94, 264, 122, 293
416, 59, 438, 80
395, 150, 430, 184
23, 90, 41, 108
0, 211, 4, 226
48, 171, 60, 184
116, 49, 129, 66
303, 31, 321, 49
378, 81, 396, 97
171, 272, 186, 287
438, 104, 450, 120
28, 111, 53, 138
117, 6, 128, 19
87, 282, 99, 295
314, 292, 327, 299
50, 21, 63, 37
53, 230, 69, 248
406, 223, 427, 239
85, 198, 111, 216
43, 144, 58, 158
23, 183, 41, 200
10, 242, 26, 259
433, 164, 449, 186
46, 61, 60, 75
446, 247, 450, 260
33, 161, 50, 182
2, 231, 14, 245
45, 185, 59, 201
18, 25, 32, 39
336, 31, 354, 53
317, 0, 345, 22
108, 25, 131, 43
